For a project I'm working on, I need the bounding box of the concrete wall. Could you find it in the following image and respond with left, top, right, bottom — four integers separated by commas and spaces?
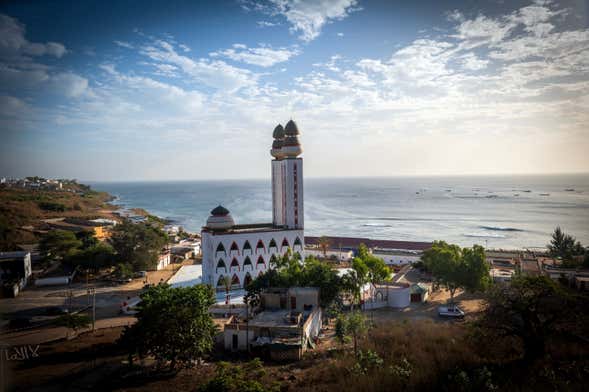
372, 251, 421, 266
304, 248, 354, 261
201, 229, 304, 289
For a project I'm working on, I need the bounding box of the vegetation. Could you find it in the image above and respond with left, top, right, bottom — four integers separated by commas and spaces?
55, 313, 91, 337
317, 235, 331, 257
198, 359, 279, 392
66, 242, 116, 272
119, 284, 217, 371
0, 183, 114, 248
245, 252, 344, 308
109, 220, 168, 271
39, 230, 83, 261
335, 311, 368, 356
422, 241, 490, 303
548, 226, 588, 267
476, 275, 577, 363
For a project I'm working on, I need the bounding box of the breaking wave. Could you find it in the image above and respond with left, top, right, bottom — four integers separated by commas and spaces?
463, 232, 507, 238
479, 226, 524, 232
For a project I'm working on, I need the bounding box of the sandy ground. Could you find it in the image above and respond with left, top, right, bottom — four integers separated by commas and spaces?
369, 288, 485, 325
0, 262, 187, 346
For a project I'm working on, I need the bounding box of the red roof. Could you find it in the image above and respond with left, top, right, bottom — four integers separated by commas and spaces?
304, 236, 432, 251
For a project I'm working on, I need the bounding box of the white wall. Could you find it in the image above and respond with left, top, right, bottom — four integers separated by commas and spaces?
202, 229, 305, 288
305, 248, 354, 261
372, 252, 421, 266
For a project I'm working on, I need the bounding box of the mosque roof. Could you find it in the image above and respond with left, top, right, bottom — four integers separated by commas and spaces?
284, 120, 299, 135
211, 205, 230, 216
273, 124, 285, 139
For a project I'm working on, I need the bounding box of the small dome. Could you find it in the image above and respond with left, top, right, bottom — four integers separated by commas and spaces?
211, 205, 230, 216
273, 124, 285, 139
207, 205, 235, 230
284, 120, 299, 135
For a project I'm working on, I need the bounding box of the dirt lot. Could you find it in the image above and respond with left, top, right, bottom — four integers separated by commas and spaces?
370, 288, 485, 324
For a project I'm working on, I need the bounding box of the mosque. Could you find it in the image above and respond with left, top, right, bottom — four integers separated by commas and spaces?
201, 120, 305, 290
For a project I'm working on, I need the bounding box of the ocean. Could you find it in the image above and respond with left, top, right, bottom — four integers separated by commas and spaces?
90, 174, 589, 250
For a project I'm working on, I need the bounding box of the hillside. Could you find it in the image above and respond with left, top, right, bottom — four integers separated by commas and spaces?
0, 182, 116, 249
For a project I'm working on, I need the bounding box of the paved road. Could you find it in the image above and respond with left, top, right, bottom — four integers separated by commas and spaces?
0, 316, 136, 346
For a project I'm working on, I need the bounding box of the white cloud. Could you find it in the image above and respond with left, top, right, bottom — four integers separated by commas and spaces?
268, 0, 360, 42
210, 44, 299, 67
0, 14, 67, 59
460, 53, 488, 70
114, 40, 134, 49
51, 73, 89, 97
140, 39, 257, 92
257, 21, 278, 27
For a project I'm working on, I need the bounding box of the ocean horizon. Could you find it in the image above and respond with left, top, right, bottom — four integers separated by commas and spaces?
90, 173, 589, 250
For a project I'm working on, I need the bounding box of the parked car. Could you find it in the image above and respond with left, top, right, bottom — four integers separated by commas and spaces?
438, 304, 465, 318
134, 271, 147, 278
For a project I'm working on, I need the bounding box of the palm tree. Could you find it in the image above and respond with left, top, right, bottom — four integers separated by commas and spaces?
222, 275, 232, 305
318, 236, 331, 258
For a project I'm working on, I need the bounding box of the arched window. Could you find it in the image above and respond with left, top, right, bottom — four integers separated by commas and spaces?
230, 241, 239, 255
294, 237, 302, 247
256, 255, 265, 269
216, 259, 227, 272
243, 256, 253, 269
269, 238, 277, 248
230, 258, 239, 271
269, 254, 278, 268
243, 240, 252, 252
231, 274, 240, 287
216, 242, 226, 255
256, 239, 265, 253
244, 272, 253, 287
282, 238, 289, 248
217, 275, 226, 287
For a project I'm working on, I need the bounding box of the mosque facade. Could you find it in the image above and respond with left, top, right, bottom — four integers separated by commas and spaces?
201, 120, 305, 290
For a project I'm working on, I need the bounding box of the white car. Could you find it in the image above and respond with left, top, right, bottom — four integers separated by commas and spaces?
438, 305, 465, 318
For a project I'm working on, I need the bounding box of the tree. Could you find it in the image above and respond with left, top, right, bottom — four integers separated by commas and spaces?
75, 230, 98, 249
357, 244, 391, 287
422, 241, 490, 303
342, 257, 369, 308
109, 220, 168, 271
119, 284, 217, 371
56, 313, 91, 338
66, 242, 116, 272
547, 227, 585, 266
476, 275, 573, 363
244, 253, 344, 309
39, 230, 82, 261
334, 311, 367, 356
318, 236, 331, 258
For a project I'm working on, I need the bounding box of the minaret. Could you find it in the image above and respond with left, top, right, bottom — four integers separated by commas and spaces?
270, 120, 304, 229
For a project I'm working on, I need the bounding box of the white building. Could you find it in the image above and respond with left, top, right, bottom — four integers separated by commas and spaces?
201, 120, 305, 290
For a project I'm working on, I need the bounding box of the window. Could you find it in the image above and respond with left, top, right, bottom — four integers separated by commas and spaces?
244, 272, 252, 287
294, 237, 302, 247
281, 238, 289, 248
230, 242, 239, 254
243, 240, 252, 252
269, 238, 277, 248
230, 258, 239, 271
216, 275, 226, 287
256, 240, 265, 253
257, 255, 265, 268
216, 243, 226, 255
243, 256, 252, 268
231, 274, 240, 286
216, 259, 227, 272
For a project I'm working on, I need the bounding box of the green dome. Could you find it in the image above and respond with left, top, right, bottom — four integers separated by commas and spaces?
211, 205, 230, 216
273, 124, 285, 139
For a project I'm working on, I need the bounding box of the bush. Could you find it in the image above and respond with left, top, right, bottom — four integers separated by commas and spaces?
38, 201, 66, 211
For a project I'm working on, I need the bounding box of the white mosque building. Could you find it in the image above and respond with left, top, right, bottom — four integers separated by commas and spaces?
201, 120, 305, 290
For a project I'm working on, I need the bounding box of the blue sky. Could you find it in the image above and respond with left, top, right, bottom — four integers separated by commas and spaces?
1, 0, 588, 181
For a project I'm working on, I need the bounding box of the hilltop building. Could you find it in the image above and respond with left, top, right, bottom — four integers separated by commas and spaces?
201, 121, 305, 290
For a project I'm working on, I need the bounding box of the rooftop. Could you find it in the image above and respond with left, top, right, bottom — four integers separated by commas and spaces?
305, 236, 432, 251
247, 310, 311, 328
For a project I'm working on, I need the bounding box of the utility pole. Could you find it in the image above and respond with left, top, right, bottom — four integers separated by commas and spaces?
87, 287, 96, 331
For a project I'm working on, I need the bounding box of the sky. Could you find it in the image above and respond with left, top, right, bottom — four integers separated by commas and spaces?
0, 0, 588, 181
